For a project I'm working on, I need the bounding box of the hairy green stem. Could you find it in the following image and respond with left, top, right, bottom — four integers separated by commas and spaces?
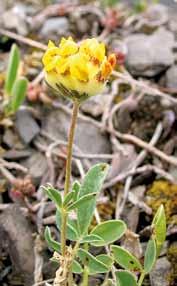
81, 243, 89, 286
60, 100, 79, 254
82, 266, 89, 286
138, 272, 145, 286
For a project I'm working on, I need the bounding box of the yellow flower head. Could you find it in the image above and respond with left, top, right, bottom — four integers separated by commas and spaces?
42, 37, 116, 102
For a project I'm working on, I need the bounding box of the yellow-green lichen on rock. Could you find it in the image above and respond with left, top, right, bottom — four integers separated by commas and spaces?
147, 180, 177, 225
167, 243, 177, 286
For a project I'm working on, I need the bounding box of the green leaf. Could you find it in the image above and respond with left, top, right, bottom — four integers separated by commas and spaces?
72, 180, 81, 201
133, 0, 148, 13
90, 220, 127, 246
81, 234, 104, 244
115, 270, 138, 286
5, 44, 20, 95
72, 260, 83, 274
78, 249, 109, 274
144, 239, 157, 273
152, 205, 166, 257
111, 245, 143, 272
101, 0, 119, 8
63, 191, 75, 207
9, 77, 28, 113
67, 193, 97, 211
96, 254, 113, 269
77, 163, 109, 235
56, 209, 79, 241
44, 226, 61, 253
43, 185, 62, 209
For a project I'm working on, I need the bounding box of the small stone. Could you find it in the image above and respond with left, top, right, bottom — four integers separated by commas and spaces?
166, 65, 177, 89
40, 17, 69, 40
1, 5, 29, 35
150, 257, 171, 286
137, 4, 169, 33
15, 110, 40, 144
0, 205, 35, 285
22, 151, 47, 183
125, 28, 175, 76
42, 109, 111, 162
81, 93, 110, 117
3, 128, 20, 148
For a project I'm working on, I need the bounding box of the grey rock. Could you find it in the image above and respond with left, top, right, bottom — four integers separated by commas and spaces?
1, 5, 29, 35
169, 11, 177, 38
125, 28, 175, 76
42, 109, 111, 161
81, 93, 110, 117
150, 257, 171, 286
136, 4, 169, 32
22, 151, 47, 183
0, 1, 6, 14
0, 205, 35, 285
40, 17, 69, 39
3, 128, 22, 149
15, 110, 40, 144
166, 65, 177, 89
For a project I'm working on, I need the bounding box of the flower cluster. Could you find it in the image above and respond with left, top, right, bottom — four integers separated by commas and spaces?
42, 37, 116, 101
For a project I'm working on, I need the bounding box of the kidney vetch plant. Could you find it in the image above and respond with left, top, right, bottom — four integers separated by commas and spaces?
42, 37, 166, 286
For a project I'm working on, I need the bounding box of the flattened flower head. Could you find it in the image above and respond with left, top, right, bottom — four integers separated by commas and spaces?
42, 37, 116, 102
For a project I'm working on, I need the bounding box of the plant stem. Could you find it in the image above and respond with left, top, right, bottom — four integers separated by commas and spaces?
61, 100, 79, 256
82, 266, 89, 286
81, 243, 89, 286
138, 272, 145, 286
68, 270, 73, 286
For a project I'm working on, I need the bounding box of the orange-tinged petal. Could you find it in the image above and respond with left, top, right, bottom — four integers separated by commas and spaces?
108, 53, 117, 68
80, 38, 105, 62
100, 61, 112, 79
100, 54, 116, 79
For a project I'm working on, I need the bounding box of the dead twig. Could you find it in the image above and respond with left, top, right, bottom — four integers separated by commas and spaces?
113, 70, 177, 105
0, 28, 47, 50
32, 278, 54, 286
104, 163, 175, 190
109, 127, 177, 167
0, 164, 16, 184
0, 158, 28, 173
115, 122, 163, 218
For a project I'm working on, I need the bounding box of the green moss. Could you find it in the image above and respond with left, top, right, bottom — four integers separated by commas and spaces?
147, 180, 177, 224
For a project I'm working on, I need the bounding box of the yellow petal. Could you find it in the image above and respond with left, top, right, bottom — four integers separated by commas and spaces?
44, 57, 59, 72
70, 54, 89, 82
48, 40, 55, 48
42, 48, 60, 66
59, 37, 78, 56
55, 57, 69, 74
80, 38, 105, 62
